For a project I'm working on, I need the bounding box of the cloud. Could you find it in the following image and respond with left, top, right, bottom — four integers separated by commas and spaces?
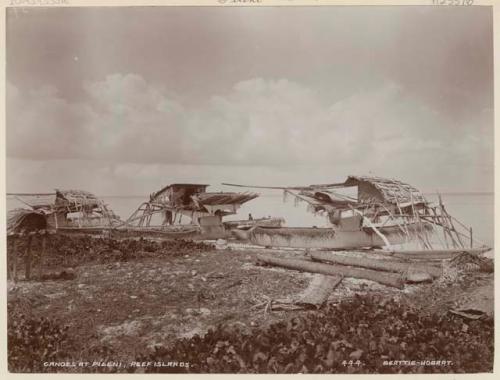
7, 74, 493, 181
6, 82, 93, 159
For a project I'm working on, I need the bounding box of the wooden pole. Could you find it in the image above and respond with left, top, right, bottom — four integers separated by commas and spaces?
470, 227, 473, 249
410, 193, 433, 250
257, 254, 404, 288
13, 236, 19, 282
430, 207, 449, 249
392, 186, 415, 244
443, 209, 465, 248
423, 207, 445, 248
437, 194, 460, 248
380, 203, 407, 236
420, 215, 461, 248
449, 215, 488, 247
438, 194, 464, 248
7, 240, 13, 281
39, 233, 47, 280
25, 235, 33, 280
8, 236, 17, 282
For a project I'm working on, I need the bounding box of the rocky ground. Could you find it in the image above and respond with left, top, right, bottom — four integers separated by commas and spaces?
6, 234, 494, 373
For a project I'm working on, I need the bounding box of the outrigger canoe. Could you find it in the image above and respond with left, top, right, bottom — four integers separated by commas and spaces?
223, 175, 490, 253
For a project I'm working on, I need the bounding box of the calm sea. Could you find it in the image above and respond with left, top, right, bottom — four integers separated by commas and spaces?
6, 193, 494, 247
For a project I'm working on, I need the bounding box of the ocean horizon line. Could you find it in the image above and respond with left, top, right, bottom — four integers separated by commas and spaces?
98, 191, 494, 198
6, 191, 494, 199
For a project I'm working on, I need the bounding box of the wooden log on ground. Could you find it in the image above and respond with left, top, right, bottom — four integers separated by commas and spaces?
271, 274, 343, 311
310, 251, 442, 278
257, 254, 404, 288
366, 250, 442, 266
384, 248, 490, 260
297, 274, 343, 307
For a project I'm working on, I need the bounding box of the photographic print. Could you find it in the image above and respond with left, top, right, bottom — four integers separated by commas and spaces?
4, 0, 495, 374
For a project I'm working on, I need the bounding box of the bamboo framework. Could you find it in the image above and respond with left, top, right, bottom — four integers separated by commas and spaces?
121, 183, 259, 229
121, 201, 196, 229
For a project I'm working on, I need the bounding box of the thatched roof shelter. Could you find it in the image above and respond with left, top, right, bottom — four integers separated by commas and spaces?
7, 208, 48, 236
343, 175, 427, 206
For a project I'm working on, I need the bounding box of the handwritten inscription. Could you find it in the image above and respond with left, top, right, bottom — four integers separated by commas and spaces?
432, 0, 474, 5
219, 0, 263, 4
43, 361, 191, 368
8, 0, 69, 5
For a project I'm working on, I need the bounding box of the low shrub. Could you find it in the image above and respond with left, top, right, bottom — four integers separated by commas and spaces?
137, 295, 493, 374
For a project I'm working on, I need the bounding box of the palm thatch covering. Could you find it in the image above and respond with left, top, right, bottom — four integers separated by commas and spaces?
150, 184, 209, 204
9, 189, 120, 229
7, 208, 47, 235
344, 175, 427, 206
10, 193, 56, 210
193, 192, 259, 206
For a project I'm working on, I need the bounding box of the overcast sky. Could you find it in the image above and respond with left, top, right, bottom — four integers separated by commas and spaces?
6, 5, 493, 195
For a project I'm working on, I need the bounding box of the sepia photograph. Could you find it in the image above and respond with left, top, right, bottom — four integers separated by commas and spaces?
4, 0, 495, 374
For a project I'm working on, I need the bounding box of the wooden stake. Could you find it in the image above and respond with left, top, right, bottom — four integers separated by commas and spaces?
410, 192, 432, 250
13, 236, 19, 282
442, 206, 465, 248
7, 247, 12, 281
8, 237, 16, 282
25, 235, 33, 280
39, 234, 47, 280
470, 227, 473, 249
430, 207, 449, 249
437, 194, 460, 248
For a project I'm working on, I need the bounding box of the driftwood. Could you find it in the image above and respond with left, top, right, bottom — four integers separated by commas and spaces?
295, 274, 342, 307
257, 254, 404, 288
310, 251, 442, 278
255, 275, 343, 312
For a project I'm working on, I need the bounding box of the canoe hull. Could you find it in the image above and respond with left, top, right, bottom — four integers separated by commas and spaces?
224, 217, 284, 230
56, 226, 202, 240
248, 224, 425, 249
